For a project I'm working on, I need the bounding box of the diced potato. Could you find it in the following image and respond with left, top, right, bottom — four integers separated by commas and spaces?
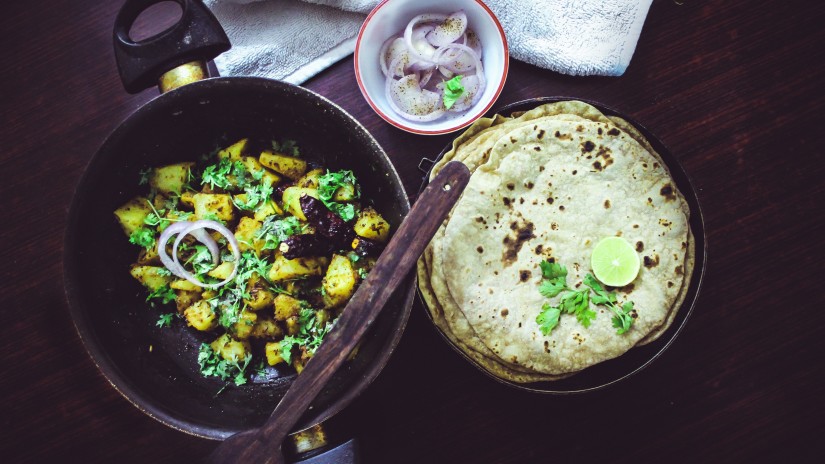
353, 207, 390, 243
152, 193, 169, 210
253, 199, 284, 221
170, 279, 200, 291
293, 357, 306, 373
137, 246, 160, 266
201, 290, 218, 300
193, 193, 235, 222
240, 156, 282, 186
175, 290, 201, 313
150, 162, 195, 195
268, 254, 328, 282
250, 317, 283, 340
285, 315, 300, 335
217, 138, 249, 161
184, 300, 216, 331
322, 254, 359, 308
234, 217, 266, 254
296, 168, 325, 189
243, 274, 275, 311
316, 309, 333, 327
207, 261, 235, 280
210, 333, 250, 362
281, 186, 318, 220
129, 265, 173, 291
259, 150, 307, 180
265, 341, 286, 366
180, 191, 196, 208
273, 294, 303, 321
114, 196, 152, 236
231, 309, 258, 340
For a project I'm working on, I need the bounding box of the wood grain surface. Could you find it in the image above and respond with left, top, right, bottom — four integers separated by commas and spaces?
1, 0, 823, 463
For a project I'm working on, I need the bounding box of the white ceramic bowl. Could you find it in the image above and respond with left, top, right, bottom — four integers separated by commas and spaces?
355, 0, 509, 135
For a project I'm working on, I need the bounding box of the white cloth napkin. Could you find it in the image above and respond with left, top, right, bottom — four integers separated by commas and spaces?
203, 0, 653, 84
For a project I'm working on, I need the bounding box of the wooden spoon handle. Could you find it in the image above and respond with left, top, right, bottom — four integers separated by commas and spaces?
208, 161, 470, 464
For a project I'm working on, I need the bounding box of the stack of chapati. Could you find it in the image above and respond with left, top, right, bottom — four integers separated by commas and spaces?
417, 101, 694, 383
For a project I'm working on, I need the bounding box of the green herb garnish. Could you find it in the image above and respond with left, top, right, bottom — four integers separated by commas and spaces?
138, 168, 152, 186
535, 261, 634, 335
317, 170, 360, 221
146, 285, 176, 305
256, 215, 304, 250
197, 343, 251, 386
278, 305, 332, 364
201, 158, 248, 190
442, 75, 465, 110
584, 274, 636, 334
232, 177, 274, 211
272, 139, 301, 157
185, 245, 215, 276
129, 227, 156, 250
156, 313, 174, 328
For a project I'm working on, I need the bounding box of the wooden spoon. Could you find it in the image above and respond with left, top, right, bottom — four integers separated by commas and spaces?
207, 161, 471, 463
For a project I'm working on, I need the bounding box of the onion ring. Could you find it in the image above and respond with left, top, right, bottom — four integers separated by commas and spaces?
156, 220, 240, 289
403, 14, 447, 63
385, 56, 445, 122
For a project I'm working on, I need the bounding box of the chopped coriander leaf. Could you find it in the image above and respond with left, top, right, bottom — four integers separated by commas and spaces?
156, 313, 174, 328
583, 273, 615, 305
129, 227, 156, 250
146, 285, 176, 305
327, 202, 357, 222
256, 216, 303, 250
197, 343, 251, 386
538, 278, 567, 298
318, 170, 359, 201
584, 273, 636, 334
255, 360, 267, 378
536, 304, 561, 336
442, 75, 465, 110
278, 305, 334, 364
612, 301, 636, 334
202, 213, 226, 225
138, 168, 153, 186
185, 245, 215, 276
272, 139, 301, 157
317, 170, 360, 221
201, 159, 249, 190
540, 261, 567, 280
280, 336, 300, 365
233, 177, 274, 211
536, 260, 634, 335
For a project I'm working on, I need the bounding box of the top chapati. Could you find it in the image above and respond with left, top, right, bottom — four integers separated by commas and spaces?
418, 101, 693, 381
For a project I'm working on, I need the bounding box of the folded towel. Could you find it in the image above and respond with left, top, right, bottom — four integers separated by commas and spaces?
204, 0, 652, 84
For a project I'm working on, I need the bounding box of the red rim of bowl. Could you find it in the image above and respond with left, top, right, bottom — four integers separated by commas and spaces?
354, 0, 509, 135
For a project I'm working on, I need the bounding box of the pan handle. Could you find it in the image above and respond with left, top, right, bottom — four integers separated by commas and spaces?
113, 0, 230, 94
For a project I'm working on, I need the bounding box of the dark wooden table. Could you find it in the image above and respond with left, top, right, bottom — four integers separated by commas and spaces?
2, 1, 824, 462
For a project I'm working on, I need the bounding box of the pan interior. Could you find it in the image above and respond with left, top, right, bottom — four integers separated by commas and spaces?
64, 77, 413, 438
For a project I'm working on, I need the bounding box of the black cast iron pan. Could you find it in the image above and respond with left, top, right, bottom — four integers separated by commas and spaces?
63, 0, 414, 450
417, 96, 707, 394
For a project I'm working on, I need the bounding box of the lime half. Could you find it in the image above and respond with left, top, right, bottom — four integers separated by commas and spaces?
591, 237, 641, 287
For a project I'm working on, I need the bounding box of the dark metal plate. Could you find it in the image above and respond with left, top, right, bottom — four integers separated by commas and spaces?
418, 96, 706, 394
